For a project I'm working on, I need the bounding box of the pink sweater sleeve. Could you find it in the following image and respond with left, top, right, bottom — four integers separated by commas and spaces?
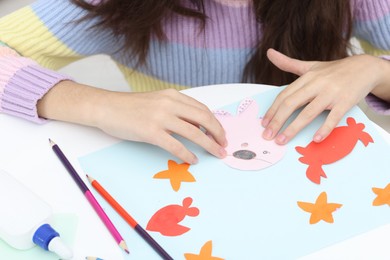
0, 46, 72, 123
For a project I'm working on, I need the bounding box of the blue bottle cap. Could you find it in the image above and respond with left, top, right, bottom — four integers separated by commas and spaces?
32, 223, 59, 250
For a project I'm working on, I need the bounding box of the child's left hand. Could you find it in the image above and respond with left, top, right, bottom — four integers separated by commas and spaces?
262, 48, 390, 144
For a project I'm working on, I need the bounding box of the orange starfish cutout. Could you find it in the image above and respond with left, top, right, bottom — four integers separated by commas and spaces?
184, 241, 224, 260
153, 160, 195, 191
297, 192, 342, 224
372, 183, 390, 206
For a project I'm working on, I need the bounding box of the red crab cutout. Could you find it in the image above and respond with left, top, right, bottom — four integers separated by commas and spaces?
296, 117, 374, 184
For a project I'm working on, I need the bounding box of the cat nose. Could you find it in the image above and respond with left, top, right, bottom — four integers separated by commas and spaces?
233, 150, 256, 160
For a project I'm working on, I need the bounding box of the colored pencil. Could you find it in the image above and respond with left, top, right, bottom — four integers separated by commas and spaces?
87, 174, 173, 260
49, 139, 129, 254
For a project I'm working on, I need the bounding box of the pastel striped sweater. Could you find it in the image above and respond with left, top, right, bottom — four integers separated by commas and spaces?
0, 0, 389, 123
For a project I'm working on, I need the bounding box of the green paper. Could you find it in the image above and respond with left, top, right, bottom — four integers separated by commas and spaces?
0, 213, 78, 260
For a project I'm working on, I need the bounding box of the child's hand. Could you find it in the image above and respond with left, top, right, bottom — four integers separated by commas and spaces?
38, 83, 227, 164
94, 89, 228, 164
262, 48, 390, 144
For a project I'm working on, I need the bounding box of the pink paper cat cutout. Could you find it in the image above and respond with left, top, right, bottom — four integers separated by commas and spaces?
214, 99, 286, 170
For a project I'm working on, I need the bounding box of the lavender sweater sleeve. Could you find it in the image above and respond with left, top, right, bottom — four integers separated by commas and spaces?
364, 55, 390, 115
0, 45, 72, 123
352, 0, 390, 115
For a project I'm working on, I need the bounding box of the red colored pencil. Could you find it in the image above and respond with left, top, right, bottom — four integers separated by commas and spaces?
86, 175, 173, 260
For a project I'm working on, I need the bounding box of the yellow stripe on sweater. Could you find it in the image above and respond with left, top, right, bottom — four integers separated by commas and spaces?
0, 6, 83, 70
116, 63, 188, 92
358, 39, 390, 57
0, 7, 188, 92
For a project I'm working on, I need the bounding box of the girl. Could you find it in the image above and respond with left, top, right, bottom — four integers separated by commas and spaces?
0, 0, 389, 163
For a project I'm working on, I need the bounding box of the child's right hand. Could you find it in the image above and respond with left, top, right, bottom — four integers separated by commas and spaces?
38, 82, 227, 164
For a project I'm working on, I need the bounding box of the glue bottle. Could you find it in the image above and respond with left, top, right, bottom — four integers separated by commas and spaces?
0, 169, 73, 259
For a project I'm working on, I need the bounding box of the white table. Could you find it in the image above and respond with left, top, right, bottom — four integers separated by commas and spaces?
0, 83, 389, 260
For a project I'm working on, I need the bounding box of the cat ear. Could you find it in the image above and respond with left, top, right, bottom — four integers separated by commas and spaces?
237, 99, 259, 119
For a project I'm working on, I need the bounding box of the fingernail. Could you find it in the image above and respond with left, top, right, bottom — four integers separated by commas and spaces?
222, 139, 228, 148
219, 147, 227, 158
262, 118, 270, 127
191, 156, 199, 164
314, 134, 323, 142
263, 128, 273, 139
276, 134, 287, 144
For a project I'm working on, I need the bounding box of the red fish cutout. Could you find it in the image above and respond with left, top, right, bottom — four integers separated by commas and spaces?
296, 117, 374, 184
146, 197, 200, 236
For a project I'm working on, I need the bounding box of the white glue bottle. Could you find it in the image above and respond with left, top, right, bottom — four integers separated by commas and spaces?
0, 169, 73, 259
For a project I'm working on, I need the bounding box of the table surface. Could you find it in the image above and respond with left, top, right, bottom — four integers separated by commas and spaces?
0, 83, 389, 260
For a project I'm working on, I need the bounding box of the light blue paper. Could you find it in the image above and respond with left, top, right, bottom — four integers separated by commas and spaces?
79, 88, 390, 260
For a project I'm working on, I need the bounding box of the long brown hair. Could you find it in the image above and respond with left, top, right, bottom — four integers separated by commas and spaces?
73, 0, 352, 86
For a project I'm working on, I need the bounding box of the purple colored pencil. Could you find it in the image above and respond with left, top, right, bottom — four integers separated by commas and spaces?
49, 139, 129, 254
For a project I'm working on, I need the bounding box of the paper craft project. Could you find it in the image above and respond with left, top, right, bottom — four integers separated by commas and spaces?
297, 192, 343, 224
296, 117, 374, 184
78, 87, 390, 259
146, 197, 199, 236
213, 98, 286, 170
372, 183, 390, 206
153, 160, 195, 192
184, 241, 224, 260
